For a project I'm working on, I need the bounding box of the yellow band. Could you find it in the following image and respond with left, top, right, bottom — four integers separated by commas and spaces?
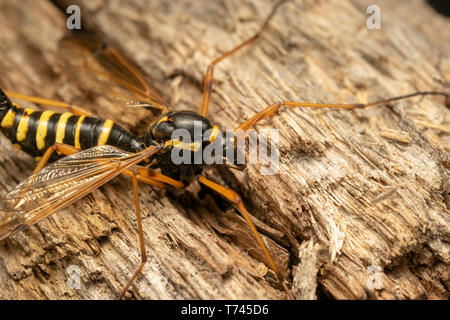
97, 119, 114, 146
16, 108, 35, 142
55, 112, 73, 144
36, 111, 55, 150
74, 116, 86, 149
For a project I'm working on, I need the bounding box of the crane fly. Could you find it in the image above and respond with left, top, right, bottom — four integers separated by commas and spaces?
0, 0, 448, 299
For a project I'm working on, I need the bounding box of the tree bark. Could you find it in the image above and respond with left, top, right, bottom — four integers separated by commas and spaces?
0, 0, 449, 299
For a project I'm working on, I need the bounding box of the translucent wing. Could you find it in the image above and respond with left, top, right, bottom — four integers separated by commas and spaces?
0, 144, 160, 240
60, 31, 170, 114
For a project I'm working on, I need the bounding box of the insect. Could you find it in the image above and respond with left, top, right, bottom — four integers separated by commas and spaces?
0, 0, 448, 299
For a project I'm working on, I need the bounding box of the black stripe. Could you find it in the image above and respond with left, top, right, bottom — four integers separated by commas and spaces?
106, 124, 124, 147
45, 113, 62, 149
24, 110, 42, 152
63, 115, 80, 146
79, 117, 104, 149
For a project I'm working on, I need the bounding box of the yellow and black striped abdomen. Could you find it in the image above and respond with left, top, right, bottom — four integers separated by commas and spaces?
0, 105, 109, 157
0, 90, 144, 161
1, 107, 144, 163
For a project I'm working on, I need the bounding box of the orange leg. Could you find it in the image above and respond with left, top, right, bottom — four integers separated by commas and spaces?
122, 166, 184, 189
234, 91, 449, 132
4, 90, 94, 116
119, 172, 147, 299
32, 143, 79, 174
200, 0, 290, 116
198, 176, 293, 298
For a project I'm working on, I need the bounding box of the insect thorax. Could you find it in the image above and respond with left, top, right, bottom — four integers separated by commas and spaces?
144, 110, 215, 183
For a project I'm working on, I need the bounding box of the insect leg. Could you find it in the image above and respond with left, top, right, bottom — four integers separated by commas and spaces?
198, 175, 293, 298
33, 142, 79, 174
200, 0, 290, 116
133, 166, 184, 189
122, 167, 184, 189
119, 172, 147, 299
4, 91, 94, 116
121, 170, 166, 188
234, 91, 449, 132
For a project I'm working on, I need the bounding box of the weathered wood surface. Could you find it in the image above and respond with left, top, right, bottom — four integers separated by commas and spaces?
0, 0, 449, 299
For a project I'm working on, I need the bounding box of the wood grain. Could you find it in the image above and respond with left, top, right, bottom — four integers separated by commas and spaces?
0, 0, 449, 299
